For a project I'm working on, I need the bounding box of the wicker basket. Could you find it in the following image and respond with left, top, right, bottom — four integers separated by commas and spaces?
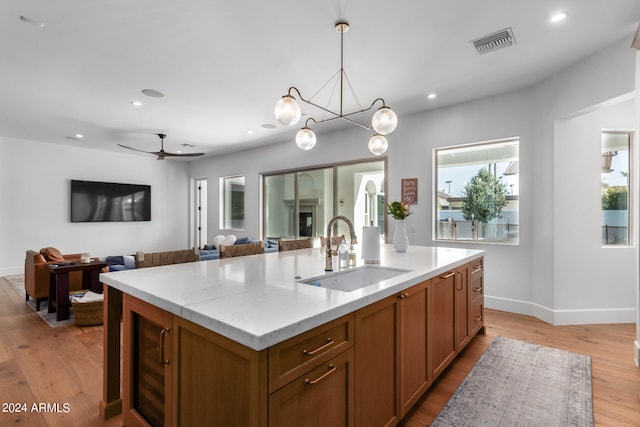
72, 300, 104, 326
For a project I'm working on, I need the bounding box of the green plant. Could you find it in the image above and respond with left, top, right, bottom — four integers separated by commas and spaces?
387, 201, 412, 220
602, 186, 628, 210
461, 168, 508, 223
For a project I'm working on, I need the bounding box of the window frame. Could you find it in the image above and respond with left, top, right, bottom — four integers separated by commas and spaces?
433, 137, 520, 245
261, 158, 387, 241
219, 175, 245, 230
601, 130, 633, 247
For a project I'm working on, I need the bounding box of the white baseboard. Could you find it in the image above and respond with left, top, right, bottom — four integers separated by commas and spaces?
485, 295, 636, 325
0, 267, 22, 277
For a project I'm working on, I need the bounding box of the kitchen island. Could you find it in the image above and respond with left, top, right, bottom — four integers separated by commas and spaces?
99, 244, 484, 426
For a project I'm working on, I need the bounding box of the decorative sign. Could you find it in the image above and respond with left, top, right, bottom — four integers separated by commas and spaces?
401, 178, 418, 205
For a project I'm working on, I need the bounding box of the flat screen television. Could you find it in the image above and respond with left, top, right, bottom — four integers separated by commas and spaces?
71, 180, 151, 222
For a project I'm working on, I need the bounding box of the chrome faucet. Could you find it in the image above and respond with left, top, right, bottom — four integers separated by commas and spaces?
325, 216, 358, 271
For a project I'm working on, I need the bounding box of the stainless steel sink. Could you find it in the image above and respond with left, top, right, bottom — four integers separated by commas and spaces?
299, 265, 411, 292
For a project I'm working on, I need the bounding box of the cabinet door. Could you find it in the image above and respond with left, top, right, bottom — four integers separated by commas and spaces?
428, 271, 456, 379
173, 317, 267, 427
399, 281, 429, 417
269, 348, 354, 427
455, 267, 470, 350
355, 294, 400, 427
123, 294, 173, 427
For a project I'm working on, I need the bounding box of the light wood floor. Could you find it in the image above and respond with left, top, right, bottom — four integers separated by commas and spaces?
1, 277, 638, 426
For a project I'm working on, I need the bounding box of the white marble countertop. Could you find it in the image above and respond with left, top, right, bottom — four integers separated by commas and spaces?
100, 244, 483, 351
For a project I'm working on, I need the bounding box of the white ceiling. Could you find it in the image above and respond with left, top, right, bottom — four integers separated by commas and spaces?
2, 0, 640, 159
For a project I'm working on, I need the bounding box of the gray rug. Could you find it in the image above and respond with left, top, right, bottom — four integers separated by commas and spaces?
3, 275, 75, 328
433, 336, 593, 427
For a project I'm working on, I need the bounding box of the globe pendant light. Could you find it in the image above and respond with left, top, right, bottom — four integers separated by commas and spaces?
371, 106, 398, 135
274, 95, 302, 126
368, 134, 388, 156
295, 127, 317, 150
274, 21, 397, 154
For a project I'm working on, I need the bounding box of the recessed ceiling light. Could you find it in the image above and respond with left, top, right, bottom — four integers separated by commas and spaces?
427, 93, 437, 100
65, 134, 84, 140
19, 15, 44, 28
75, 134, 84, 139
550, 12, 568, 23
141, 89, 165, 98
130, 100, 142, 107
248, 130, 254, 135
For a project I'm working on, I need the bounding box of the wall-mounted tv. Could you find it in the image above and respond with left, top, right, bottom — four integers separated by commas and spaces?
71, 180, 151, 222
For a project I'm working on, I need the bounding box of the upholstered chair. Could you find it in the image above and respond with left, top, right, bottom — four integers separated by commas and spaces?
24, 248, 82, 310
220, 242, 265, 258
278, 238, 314, 252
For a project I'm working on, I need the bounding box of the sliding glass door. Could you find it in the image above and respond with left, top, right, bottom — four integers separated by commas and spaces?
262, 159, 386, 242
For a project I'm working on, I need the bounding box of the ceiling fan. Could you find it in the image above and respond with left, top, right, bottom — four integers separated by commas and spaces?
118, 133, 204, 160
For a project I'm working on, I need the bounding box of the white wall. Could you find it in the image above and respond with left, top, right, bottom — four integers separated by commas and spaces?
554, 99, 636, 324
189, 35, 637, 325
0, 137, 191, 276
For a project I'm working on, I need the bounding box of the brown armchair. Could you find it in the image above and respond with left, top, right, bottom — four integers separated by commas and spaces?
24, 249, 83, 310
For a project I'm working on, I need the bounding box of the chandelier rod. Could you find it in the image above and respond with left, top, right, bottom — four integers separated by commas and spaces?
286, 85, 387, 130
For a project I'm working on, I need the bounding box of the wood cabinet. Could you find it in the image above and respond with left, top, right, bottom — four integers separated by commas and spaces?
398, 282, 430, 416
355, 280, 429, 427
269, 349, 354, 427
355, 293, 400, 427
428, 270, 457, 379
120, 256, 484, 427
123, 294, 268, 427
469, 258, 484, 336
455, 266, 470, 350
268, 315, 355, 427
123, 294, 173, 427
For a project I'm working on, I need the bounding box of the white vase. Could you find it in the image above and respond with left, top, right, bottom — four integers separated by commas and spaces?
393, 219, 409, 252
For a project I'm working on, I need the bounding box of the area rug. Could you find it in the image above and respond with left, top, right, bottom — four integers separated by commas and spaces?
432, 336, 593, 427
3, 275, 75, 328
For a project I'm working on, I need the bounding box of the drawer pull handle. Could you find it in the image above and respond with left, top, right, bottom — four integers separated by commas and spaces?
474, 287, 483, 293
440, 271, 455, 279
474, 315, 482, 321
304, 364, 336, 385
473, 265, 483, 272
303, 338, 334, 356
160, 328, 170, 365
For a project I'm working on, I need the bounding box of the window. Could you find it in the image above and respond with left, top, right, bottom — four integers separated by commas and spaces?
435, 138, 519, 244
601, 132, 631, 245
262, 160, 386, 241
220, 176, 245, 230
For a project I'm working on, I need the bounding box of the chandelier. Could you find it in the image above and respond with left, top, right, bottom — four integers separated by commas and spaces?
273, 21, 398, 155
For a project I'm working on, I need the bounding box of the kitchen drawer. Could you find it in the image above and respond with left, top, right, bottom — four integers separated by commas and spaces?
469, 262, 483, 305
469, 301, 484, 335
268, 313, 354, 393
269, 348, 354, 427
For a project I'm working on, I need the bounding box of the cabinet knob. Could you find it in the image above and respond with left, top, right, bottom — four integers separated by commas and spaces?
398, 292, 409, 299
474, 287, 483, 293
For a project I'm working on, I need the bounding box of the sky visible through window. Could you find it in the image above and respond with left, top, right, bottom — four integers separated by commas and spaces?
438, 162, 519, 197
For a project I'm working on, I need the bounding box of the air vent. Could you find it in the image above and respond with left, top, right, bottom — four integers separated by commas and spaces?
471, 28, 516, 54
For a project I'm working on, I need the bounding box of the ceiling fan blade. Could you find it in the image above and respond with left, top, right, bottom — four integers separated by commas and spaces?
118, 135, 204, 159
117, 144, 156, 155
163, 152, 205, 157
